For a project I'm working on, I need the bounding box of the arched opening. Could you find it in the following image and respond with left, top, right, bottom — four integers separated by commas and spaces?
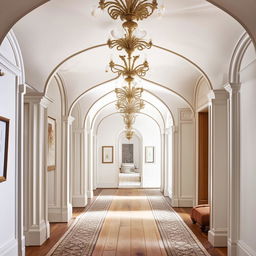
117, 130, 143, 188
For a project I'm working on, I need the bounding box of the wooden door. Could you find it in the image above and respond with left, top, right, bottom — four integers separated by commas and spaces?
198, 112, 208, 204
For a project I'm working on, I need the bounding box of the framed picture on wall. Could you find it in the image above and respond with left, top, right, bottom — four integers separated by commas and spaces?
145, 146, 154, 163
0, 116, 10, 183
47, 117, 56, 171
102, 146, 114, 164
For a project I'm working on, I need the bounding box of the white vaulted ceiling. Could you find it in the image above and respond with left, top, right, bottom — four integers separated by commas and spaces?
12, 0, 245, 123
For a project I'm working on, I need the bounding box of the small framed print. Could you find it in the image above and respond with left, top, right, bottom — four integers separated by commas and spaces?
102, 146, 114, 164
145, 146, 154, 163
47, 117, 56, 171
0, 116, 10, 183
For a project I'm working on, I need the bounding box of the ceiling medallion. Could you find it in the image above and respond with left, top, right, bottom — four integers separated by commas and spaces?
99, 0, 158, 139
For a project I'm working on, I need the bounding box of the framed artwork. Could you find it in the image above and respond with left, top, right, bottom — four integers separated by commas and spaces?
102, 146, 114, 164
47, 117, 56, 171
0, 116, 10, 183
122, 144, 134, 163
145, 146, 154, 163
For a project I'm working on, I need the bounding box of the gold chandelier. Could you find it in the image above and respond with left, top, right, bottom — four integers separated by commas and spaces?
125, 129, 134, 140
99, 0, 158, 139
99, 0, 158, 22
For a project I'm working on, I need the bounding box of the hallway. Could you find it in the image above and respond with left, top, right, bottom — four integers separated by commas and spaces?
26, 189, 227, 256
1, 2, 256, 254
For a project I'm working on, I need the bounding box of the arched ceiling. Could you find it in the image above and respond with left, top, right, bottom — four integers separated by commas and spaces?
92, 103, 165, 134
12, 0, 244, 98
0, 0, 255, 47
71, 88, 177, 129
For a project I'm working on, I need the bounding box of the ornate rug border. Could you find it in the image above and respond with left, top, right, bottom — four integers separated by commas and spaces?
146, 192, 211, 256
46, 189, 115, 256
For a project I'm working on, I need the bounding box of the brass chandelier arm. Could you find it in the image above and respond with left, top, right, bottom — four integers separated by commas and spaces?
99, 0, 157, 21
108, 35, 152, 54
109, 55, 149, 79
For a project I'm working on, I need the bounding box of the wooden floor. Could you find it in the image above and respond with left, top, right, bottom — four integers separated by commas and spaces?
92, 189, 167, 256
26, 189, 227, 256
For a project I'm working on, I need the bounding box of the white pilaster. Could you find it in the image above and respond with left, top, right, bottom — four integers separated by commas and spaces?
163, 128, 171, 197
72, 128, 87, 207
61, 116, 75, 222
87, 129, 94, 199
171, 125, 179, 207
24, 93, 51, 246
225, 83, 241, 256
160, 132, 165, 193
208, 89, 229, 247
172, 109, 195, 207
17, 84, 26, 256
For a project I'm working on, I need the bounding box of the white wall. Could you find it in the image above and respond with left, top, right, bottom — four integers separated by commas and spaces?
96, 114, 161, 188
239, 56, 256, 255
0, 33, 23, 256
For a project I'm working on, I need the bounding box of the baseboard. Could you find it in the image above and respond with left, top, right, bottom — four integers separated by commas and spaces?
0, 238, 18, 256
237, 240, 256, 256
171, 197, 179, 207
25, 220, 49, 246
97, 183, 118, 188
72, 195, 87, 207
228, 238, 238, 256
178, 198, 194, 207
48, 204, 72, 223
163, 189, 169, 197
87, 190, 94, 199
208, 229, 227, 247
20, 235, 26, 256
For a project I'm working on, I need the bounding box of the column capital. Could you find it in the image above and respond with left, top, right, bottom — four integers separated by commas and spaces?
162, 127, 171, 135
24, 93, 52, 108
18, 84, 27, 94
172, 125, 178, 133
63, 115, 75, 125
208, 89, 228, 102
224, 83, 241, 94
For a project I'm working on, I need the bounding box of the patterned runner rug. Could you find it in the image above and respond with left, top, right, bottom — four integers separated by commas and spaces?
146, 190, 210, 256
46, 189, 115, 256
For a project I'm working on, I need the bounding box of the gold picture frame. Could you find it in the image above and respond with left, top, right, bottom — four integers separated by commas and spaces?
47, 117, 56, 171
102, 146, 114, 164
0, 116, 10, 183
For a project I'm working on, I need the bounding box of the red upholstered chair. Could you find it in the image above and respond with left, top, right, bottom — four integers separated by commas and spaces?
191, 204, 210, 232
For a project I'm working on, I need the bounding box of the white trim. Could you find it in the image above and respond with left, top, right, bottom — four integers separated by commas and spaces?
72, 195, 88, 207
177, 198, 194, 207
87, 190, 94, 199
0, 238, 18, 256
48, 205, 73, 222
229, 32, 251, 84
237, 240, 256, 256
208, 229, 228, 247
97, 183, 118, 188
24, 221, 49, 246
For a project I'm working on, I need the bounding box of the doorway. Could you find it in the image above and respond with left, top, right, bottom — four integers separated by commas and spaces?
118, 132, 142, 188
198, 111, 208, 204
